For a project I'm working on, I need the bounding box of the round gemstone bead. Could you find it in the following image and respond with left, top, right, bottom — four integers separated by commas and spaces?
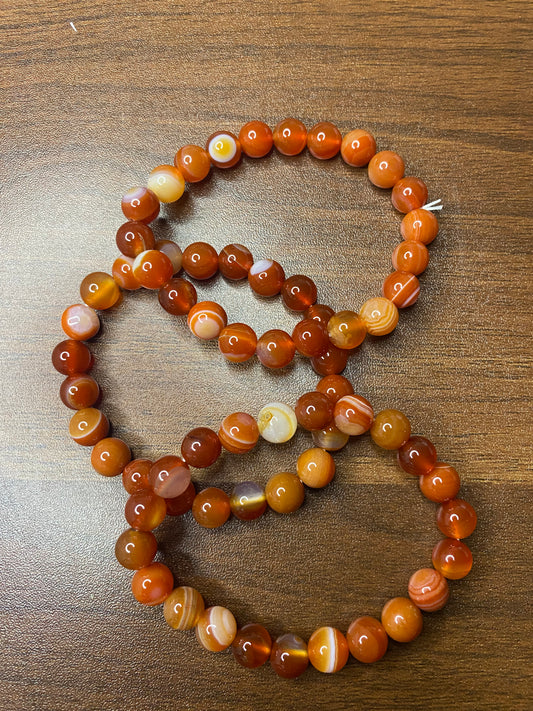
401, 208, 439, 244
408, 568, 450, 611
346, 616, 388, 663
206, 131, 241, 169
316, 374, 354, 404
381, 597, 423, 642
281, 274, 317, 312
229, 481, 267, 520
69, 407, 109, 446
370, 409, 411, 450
305, 303, 335, 325
163, 586, 205, 630
312, 423, 349, 451
419, 462, 460, 502
182, 241, 219, 280
359, 297, 399, 336
116, 221, 155, 257
122, 459, 152, 495
311, 344, 349, 376
256, 329, 295, 369
265, 472, 304, 513
158, 278, 197, 315
125, 490, 166, 531
272, 118, 307, 156
392, 240, 429, 275
60, 373, 100, 410
112, 256, 141, 290
292, 318, 329, 357
132, 250, 174, 289
155, 239, 183, 274
295, 391, 334, 430
187, 301, 227, 340
340, 129, 377, 167
297, 447, 335, 488
192, 487, 231, 528
257, 403, 297, 443
334, 394, 374, 436
436, 498, 477, 539
91, 437, 131, 477
327, 310, 367, 349
80, 272, 120, 310
308, 626, 349, 673
174, 144, 211, 183
368, 151, 405, 188
270, 633, 309, 678
218, 323, 257, 362
307, 122, 342, 160
196, 606, 237, 651
61, 304, 100, 341
397, 436, 437, 475
165, 481, 196, 516
131, 562, 173, 606
147, 164, 185, 203
248, 259, 285, 297
391, 176, 428, 213
238, 121, 273, 158
53, 339, 93, 375
218, 243, 253, 280
121, 186, 160, 223
218, 412, 259, 454
232, 623, 272, 668
115, 528, 157, 570
382, 271, 420, 308
181, 427, 221, 468
432, 538, 473, 579
149, 455, 191, 498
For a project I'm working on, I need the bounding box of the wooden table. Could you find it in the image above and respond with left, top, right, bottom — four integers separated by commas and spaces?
1, 1, 531, 709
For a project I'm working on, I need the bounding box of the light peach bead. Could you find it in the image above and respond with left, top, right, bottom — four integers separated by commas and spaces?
147, 164, 185, 203
359, 297, 399, 336
408, 568, 450, 611
196, 606, 237, 652
334, 395, 374, 436
187, 301, 228, 340
61, 304, 100, 340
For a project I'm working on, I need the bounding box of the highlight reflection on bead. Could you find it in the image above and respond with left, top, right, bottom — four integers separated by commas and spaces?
257, 402, 297, 443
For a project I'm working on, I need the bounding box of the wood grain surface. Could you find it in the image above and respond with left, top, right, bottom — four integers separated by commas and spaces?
1, 1, 532, 709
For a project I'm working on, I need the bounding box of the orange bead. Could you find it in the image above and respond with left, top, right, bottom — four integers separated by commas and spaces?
397, 436, 437, 475
292, 318, 329, 357
281, 274, 317, 312
256, 329, 295, 369
80, 272, 120, 310
52, 339, 93, 376
308, 626, 349, 673
334, 394, 374, 436
297, 447, 335, 488
307, 121, 342, 160
229, 481, 267, 521
432, 537, 473, 580
188, 301, 227, 340
125, 490, 166, 531
60, 373, 100, 410
270, 633, 309, 678
206, 131, 241, 169
368, 150, 405, 189
192, 487, 231, 528
347, 616, 388, 663
419, 462, 460, 502
163, 586, 205, 630
218, 412, 259, 453
174, 144, 211, 183
265, 472, 305, 513
149, 455, 191, 498
391, 176, 428, 213
311, 344, 349, 376
115, 528, 157, 570
341, 129, 377, 167
408, 568, 449, 611
381, 597, 423, 643
69, 407, 109, 446
295, 391, 334, 430
218, 323, 257, 362
147, 164, 185, 203
196, 606, 237, 651
132, 250, 174, 289
115, 221, 155, 257
158, 277, 197, 315
181, 427, 221, 468
122, 458, 152, 495
248, 259, 285, 297
112, 256, 141, 290
382, 271, 420, 308
182, 241, 219, 280
370, 409, 411, 450
273, 118, 307, 156
436, 498, 477, 539
218, 243, 253, 280
327, 310, 367, 349
165, 480, 196, 516
316, 374, 354, 404
311, 423, 349, 451
155, 239, 183, 274
131, 562, 173, 606
359, 297, 399, 336
61, 304, 100, 341
121, 186, 160, 223
401, 208, 439, 245
91, 437, 131, 477
238, 120, 273, 158
232, 623, 272, 668
392, 240, 429, 275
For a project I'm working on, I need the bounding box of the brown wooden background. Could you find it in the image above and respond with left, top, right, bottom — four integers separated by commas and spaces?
1, 1, 531, 709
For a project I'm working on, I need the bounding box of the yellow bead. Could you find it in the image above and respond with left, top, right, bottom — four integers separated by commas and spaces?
147, 165, 185, 203
359, 297, 399, 336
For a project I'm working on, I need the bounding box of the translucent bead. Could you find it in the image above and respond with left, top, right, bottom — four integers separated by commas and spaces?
341, 129, 377, 167
256, 329, 295, 369
305, 303, 335, 325
60, 373, 100, 410
164, 586, 205, 630
192, 487, 231, 528
308, 626, 349, 673
292, 318, 329, 357
116, 221, 155, 257
272, 118, 307, 156
121, 186, 160, 223
419, 462, 460, 502
124, 490, 166, 531
53, 339, 93, 375
187, 301, 227, 340
218, 243, 253, 280
316, 374, 354, 404
61, 304, 100, 341
131, 562, 173, 606
281, 274, 317, 312
132, 250, 174, 289
359, 297, 399, 336
206, 131, 241, 169
181, 427, 221, 468
401, 208, 439, 244
219, 412, 259, 453
367, 151, 405, 189
391, 177, 428, 213
295, 391, 334, 430
196, 606, 237, 651
311, 344, 349, 376
182, 241, 219, 280
347, 616, 388, 663
232, 623, 272, 668
312, 423, 349, 451
122, 459, 152, 495
370, 409, 411, 450
436, 498, 477, 539
334, 394, 374, 436
270, 633, 309, 678
327, 310, 367, 349
307, 122, 342, 160
112, 256, 141, 290
230, 481, 267, 520
218, 323, 257, 362
432, 537, 473, 579
238, 121, 273, 158
115, 528, 157, 570
147, 164, 185, 203
408, 568, 449, 611
158, 278, 197, 315
381, 597, 423, 642
165, 481, 196, 516
80, 272, 120, 310
248, 259, 285, 297
265, 472, 304, 513
382, 271, 420, 308
257, 402, 297, 443
297, 447, 335, 488
397, 436, 437, 475
392, 240, 429, 275
174, 144, 211, 183
149, 455, 191, 498
91, 437, 131, 477
69, 407, 109, 446
155, 239, 182, 274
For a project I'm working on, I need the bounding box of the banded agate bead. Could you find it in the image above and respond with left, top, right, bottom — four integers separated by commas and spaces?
381, 597, 423, 643
248, 259, 285, 297
165, 481, 196, 516
147, 164, 185, 203
408, 568, 449, 611
192, 487, 231, 528
281, 275, 317, 312
327, 310, 366, 349
398, 436, 437, 476
206, 131, 241, 169
312, 423, 349, 451
218, 323, 257, 362
91, 437, 131, 477
265, 472, 304, 513
270, 633, 309, 678
272, 118, 307, 156
292, 318, 329, 357
340, 129, 377, 167
368, 151, 405, 189
122, 458, 152, 494
187, 301, 227, 340
311, 344, 349, 376
121, 186, 160, 223
158, 278, 197, 315
69, 407, 109, 446
116, 221, 155, 257
219, 412, 259, 454
316, 374, 354, 404
53, 339, 94, 378
419, 462, 460, 502
256, 329, 295, 369
149, 455, 191, 498
370, 409, 411, 450
61, 304, 100, 340
218, 243, 253, 280
436, 498, 477, 539
391, 177, 428, 213
257, 403, 297, 443
232, 623, 272, 668
297, 447, 335, 488
112, 256, 141, 290
238, 120, 273, 158
131, 562, 173, 606
359, 297, 399, 336
308, 627, 349, 673
346, 616, 388, 663
307, 121, 342, 160
181, 427, 221, 468
295, 391, 334, 430
114, 528, 157, 570
174, 145, 211, 183
382, 271, 420, 308
60, 374, 100, 410
164, 586, 205, 630
392, 241, 429, 275
432, 538, 473, 579
334, 395, 374, 436
155, 239, 182, 274
80, 272, 120, 310
230, 481, 267, 520
132, 250, 174, 289
196, 606, 237, 651
124, 490, 167, 531
401, 208, 439, 244
182, 241, 219, 280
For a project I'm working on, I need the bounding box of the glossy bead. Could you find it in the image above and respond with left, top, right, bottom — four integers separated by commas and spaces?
53, 340, 93, 376
327, 310, 367, 350
69, 407, 109, 446
408, 568, 449, 611
115, 528, 157, 570
257, 403, 297, 443
232, 623, 272, 668
312, 423, 349, 451
382, 271, 420, 308
158, 278, 197, 315
397, 436, 437, 476
112, 256, 141, 290
341, 129, 377, 167
165, 480, 196, 516
238, 121, 273, 158
308, 627, 349, 673
147, 164, 185, 203
295, 391, 334, 430
436, 498, 477, 539
206, 131, 241, 169
419, 462, 461, 502
305, 303, 335, 325
311, 344, 349, 376
116, 221, 155, 257
163, 586, 205, 630
230, 481, 267, 520
131, 562, 173, 606
381, 597, 423, 643
270, 633, 309, 678
174, 144, 211, 183
392, 240, 429, 275
367, 150, 405, 189
297, 447, 335, 488
401, 208, 439, 245
80, 272, 120, 310
359, 297, 399, 336
334, 394, 374, 436
60, 373, 100, 410
121, 186, 160, 223
181, 427, 221, 468
122, 458, 152, 495
196, 606, 237, 651
272, 118, 307, 156
125, 490, 166, 531
391, 177, 428, 213
292, 318, 329, 357
265, 472, 304, 513
218, 243, 253, 280
182, 241, 219, 280
155, 239, 183, 274
370, 409, 411, 450
280, 275, 317, 312
187, 301, 227, 340
432, 538, 473, 579
192, 487, 231, 528
347, 616, 388, 663
248, 259, 285, 297
132, 250, 174, 289
256, 329, 296, 369
316, 374, 354, 404
218, 323, 257, 362
61, 304, 100, 341
307, 121, 342, 160
219, 412, 259, 454
149, 455, 191, 498
91, 437, 131, 477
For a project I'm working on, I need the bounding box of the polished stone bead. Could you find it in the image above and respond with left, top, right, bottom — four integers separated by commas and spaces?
147, 164, 185, 203
218, 323, 257, 362
341, 129, 377, 167
327, 310, 367, 349
149, 455, 191, 498
257, 403, 297, 443
182, 241, 219, 280
187, 301, 227, 340
158, 277, 197, 315
359, 297, 399, 336
218, 243, 253, 280
305, 303, 335, 325
381, 597, 423, 642
297, 447, 335, 488
232, 623, 272, 668
392, 240, 429, 275
370, 409, 411, 450
316, 374, 354, 404
248, 259, 285, 297
69, 407, 109, 446
155, 239, 183, 274
132, 250, 174, 289
206, 131, 241, 169
219, 412, 259, 454
112, 256, 141, 290
91, 437, 131, 477
273, 118, 307, 156
307, 121, 342, 160
308, 626, 349, 673
60, 373, 100, 409
419, 462, 460, 502
432, 538, 473, 579
295, 391, 334, 430
347, 616, 388, 663
382, 270, 420, 308
311, 423, 349, 451
121, 186, 160, 223
115, 528, 157, 570
391, 176, 428, 213
165, 480, 196, 516
401, 208, 439, 244
174, 144, 211, 183
292, 318, 329, 357
230, 481, 267, 520
131, 562, 173, 606
196, 606, 237, 651
122, 459, 152, 495
408, 568, 449, 611
397, 436, 437, 475
311, 344, 349, 376
368, 151, 405, 188
270, 633, 309, 678
281, 274, 317, 312
256, 329, 295, 369
334, 394, 374, 436
116, 221, 155, 257
192, 487, 231, 528
436, 498, 477, 539
181, 428, 221, 468
124, 490, 167, 531
164, 586, 205, 630
80, 272, 120, 310
238, 121, 273, 158
61, 304, 100, 341
265, 472, 304, 513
